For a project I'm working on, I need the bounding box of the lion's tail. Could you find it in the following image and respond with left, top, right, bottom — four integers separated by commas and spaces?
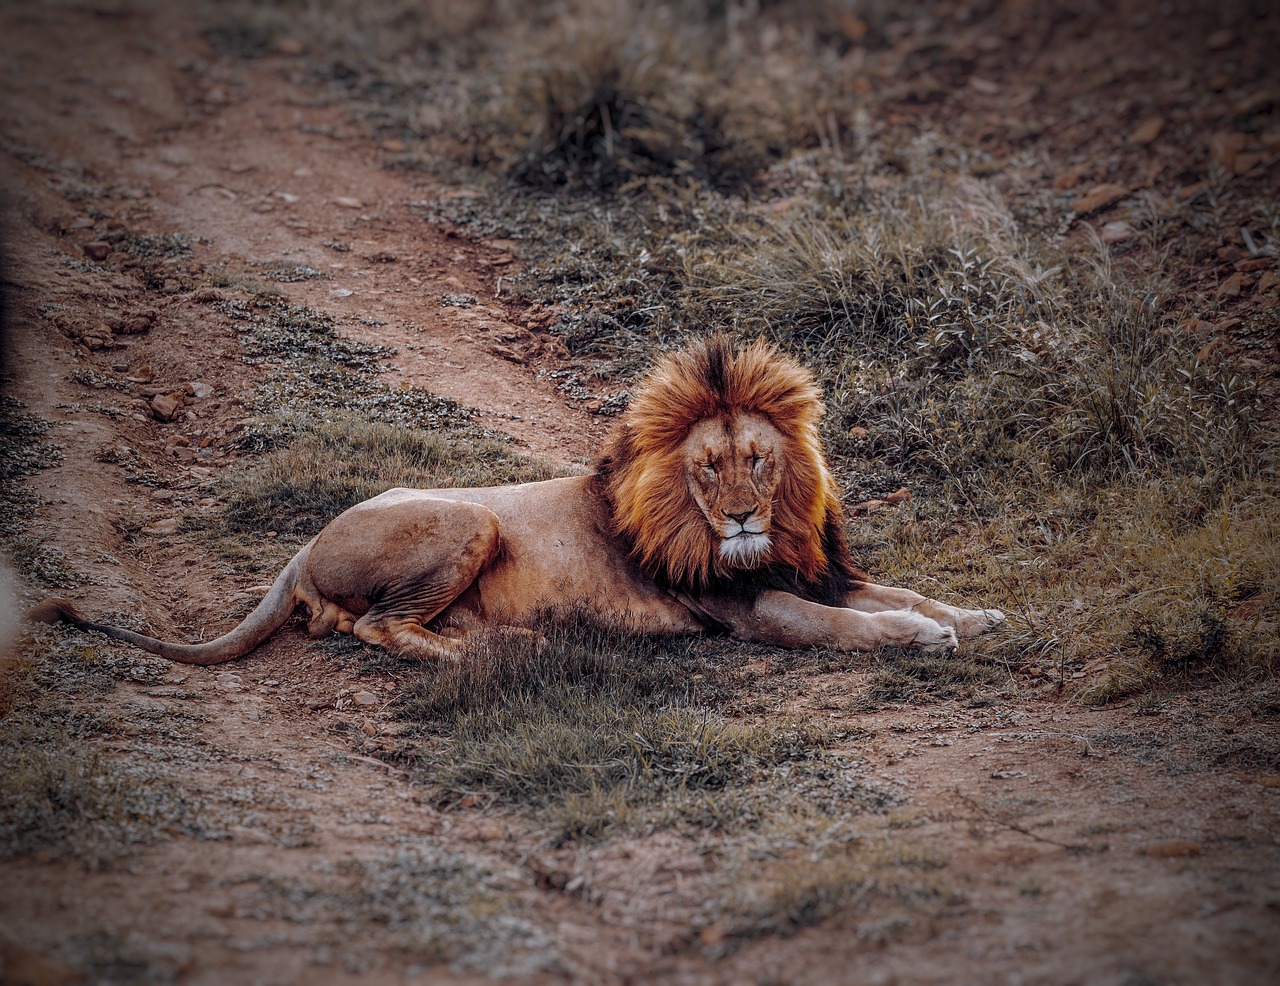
27, 544, 311, 666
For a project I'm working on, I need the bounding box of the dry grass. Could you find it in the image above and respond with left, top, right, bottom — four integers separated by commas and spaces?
0, 631, 205, 869
397, 613, 832, 841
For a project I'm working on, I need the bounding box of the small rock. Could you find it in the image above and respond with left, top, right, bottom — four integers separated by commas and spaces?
1142, 839, 1203, 858
1237, 258, 1272, 272
1258, 272, 1280, 294
1205, 29, 1234, 51
143, 517, 180, 535
527, 855, 570, 890
352, 690, 379, 707
1216, 272, 1246, 301
1209, 131, 1247, 173
1196, 336, 1232, 364
1177, 181, 1205, 202
115, 314, 153, 335
275, 36, 305, 55
1178, 318, 1216, 339
848, 426, 870, 438
228, 825, 273, 845
381, 138, 407, 153
333, 196, 363, 209
1129, 117, 1164, 146
360, 721, 379, 737
187, 381, 215, 399
1232, 153, 1264, 176
83, 241, 111, 261
1235, 90, 1278, 117
474, 824, 504, 841
1074, 183, 1130, 215
150, 393, 181, 421
1100, 220, 1136, 245
330, 287, 353, 298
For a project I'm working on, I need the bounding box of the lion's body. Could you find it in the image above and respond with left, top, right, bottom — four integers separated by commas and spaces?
33, 338, 1002, 663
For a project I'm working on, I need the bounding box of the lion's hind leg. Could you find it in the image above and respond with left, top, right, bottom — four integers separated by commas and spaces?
306, 495, 503, 660
351, 613, 464, 660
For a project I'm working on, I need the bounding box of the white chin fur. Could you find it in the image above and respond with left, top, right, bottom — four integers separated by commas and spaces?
719, 533, 770, 568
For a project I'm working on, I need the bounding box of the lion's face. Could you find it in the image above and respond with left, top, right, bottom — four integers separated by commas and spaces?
599, 337, 843, 593
682, 413, 782, 570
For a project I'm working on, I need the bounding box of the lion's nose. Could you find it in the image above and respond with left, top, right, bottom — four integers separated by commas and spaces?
724, 509, 755, 525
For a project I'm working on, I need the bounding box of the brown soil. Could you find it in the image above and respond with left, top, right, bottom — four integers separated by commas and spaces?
1, 4, 1278, 985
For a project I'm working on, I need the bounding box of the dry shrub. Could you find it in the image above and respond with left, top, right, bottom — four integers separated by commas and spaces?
497, 3, 790, 189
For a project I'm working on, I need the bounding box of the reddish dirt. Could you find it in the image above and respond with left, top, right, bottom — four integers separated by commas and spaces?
1, 4, 1278, 985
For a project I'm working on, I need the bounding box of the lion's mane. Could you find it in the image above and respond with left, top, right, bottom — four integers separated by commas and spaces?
594, 337, 865, 603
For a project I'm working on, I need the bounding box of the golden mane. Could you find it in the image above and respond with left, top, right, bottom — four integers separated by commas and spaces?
596, 337, 848, 595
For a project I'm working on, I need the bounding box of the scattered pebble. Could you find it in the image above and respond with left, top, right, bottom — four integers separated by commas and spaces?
150, 393, 181, 421
1074, 183, 1130, 215
1100, 220, 1136, 244
1205, 29, 1234, 51
333, 196, 363, 209
353, 691, 379, 706
83, 241, 110, 261
1142, 839, 1203, 858
1216, 272, 1245, 301
1129, 117, 1164, 145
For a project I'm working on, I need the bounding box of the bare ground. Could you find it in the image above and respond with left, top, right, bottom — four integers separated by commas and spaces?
2, 4, 1278, 985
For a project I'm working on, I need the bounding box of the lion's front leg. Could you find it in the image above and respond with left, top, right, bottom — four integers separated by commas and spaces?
693, 590, 958, 653
843, 583, 1004, 640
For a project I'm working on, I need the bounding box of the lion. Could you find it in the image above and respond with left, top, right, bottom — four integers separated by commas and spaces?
32, 338, 1003, 663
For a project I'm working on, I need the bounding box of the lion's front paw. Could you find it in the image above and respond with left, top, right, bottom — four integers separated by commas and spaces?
914, 620, 959, 653
952, 607, 1005, 639
876, 611, 957, 653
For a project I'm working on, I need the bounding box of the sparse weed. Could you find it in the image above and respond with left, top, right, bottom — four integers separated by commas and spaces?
0, 631, 204, 868
710, 820, 948, 946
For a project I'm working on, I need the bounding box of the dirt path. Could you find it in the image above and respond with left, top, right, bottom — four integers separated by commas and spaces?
2, 4, 1278, 985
